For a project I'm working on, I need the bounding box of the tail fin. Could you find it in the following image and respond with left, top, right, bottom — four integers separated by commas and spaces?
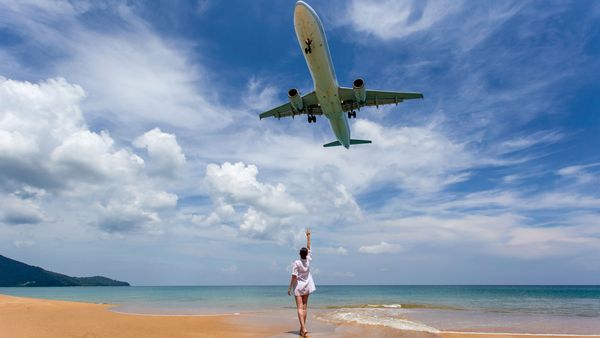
323, 139, 372, 147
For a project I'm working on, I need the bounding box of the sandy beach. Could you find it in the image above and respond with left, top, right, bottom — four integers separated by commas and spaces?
1, 294, 599, 338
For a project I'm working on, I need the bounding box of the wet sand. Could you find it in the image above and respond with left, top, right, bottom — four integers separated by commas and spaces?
1, 294, 598, 338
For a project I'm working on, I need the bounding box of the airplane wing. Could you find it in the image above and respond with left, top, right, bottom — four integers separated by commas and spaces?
338, 87, 423, 111
259, 91, 322, 119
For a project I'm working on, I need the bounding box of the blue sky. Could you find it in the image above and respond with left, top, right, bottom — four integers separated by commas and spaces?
0, 0, 599, 285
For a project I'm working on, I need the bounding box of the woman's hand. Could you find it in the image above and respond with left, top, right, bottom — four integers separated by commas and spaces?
287, 287, 292, 296
306, 228, 311, 237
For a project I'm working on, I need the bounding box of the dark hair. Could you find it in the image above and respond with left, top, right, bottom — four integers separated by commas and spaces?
299, 247, 308, 259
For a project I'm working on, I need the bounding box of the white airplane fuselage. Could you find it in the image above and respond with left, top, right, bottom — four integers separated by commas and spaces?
294, 1, 351, 148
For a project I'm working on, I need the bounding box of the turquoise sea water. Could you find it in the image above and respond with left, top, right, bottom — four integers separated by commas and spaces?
1, 285, 599, 334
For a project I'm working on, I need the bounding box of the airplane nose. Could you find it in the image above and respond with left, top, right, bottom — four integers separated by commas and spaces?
296, 1, 309, 8
295, 1, 313, 14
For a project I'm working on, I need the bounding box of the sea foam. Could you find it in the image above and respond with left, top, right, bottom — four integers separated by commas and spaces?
319, 308, 440, 333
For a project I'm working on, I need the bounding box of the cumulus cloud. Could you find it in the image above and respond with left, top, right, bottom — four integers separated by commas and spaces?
51, 130, 145, 183
134, 128, 186, 178
1, 195, 45, 225
0, 77, 147, 188
359, 241, 402, 254
0, 76, 178, 233
0, 77, 85, 189
205, 162, 305, 216
95, 201, 161, 234
203, 162, 306, 243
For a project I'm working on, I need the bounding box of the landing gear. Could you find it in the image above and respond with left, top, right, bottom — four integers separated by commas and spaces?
347, 110, 357, 119
304, 38, 312, 54
307, 115, 316, 123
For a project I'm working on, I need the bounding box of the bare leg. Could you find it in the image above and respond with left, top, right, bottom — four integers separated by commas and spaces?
295, 295, 306, 335
302, 294, 309, 329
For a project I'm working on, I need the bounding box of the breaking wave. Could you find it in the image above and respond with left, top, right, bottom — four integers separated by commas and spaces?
324, 303, 463, 311
317, 307, 440, 333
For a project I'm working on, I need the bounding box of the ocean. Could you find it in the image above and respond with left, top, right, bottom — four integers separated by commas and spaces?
1, 285, 599, 334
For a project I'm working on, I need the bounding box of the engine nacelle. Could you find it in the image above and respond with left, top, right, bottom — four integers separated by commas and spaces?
288, 88, 304, 112
352, 78, 366, 104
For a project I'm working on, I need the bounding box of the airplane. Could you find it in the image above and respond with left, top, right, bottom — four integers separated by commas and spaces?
259, 1, 424, 149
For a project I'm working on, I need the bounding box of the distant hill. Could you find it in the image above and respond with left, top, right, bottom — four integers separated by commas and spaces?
0, 255, 130, 287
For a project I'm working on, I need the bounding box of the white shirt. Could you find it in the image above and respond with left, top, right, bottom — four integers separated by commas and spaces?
291, 249, 316, 296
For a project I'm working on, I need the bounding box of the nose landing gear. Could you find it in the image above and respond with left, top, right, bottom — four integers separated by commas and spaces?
347, 110, 357, 119
304, 38, 312, 54
307, 115, 316, 123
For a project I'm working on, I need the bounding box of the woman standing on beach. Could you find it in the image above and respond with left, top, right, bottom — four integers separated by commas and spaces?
288, 228, 316, 337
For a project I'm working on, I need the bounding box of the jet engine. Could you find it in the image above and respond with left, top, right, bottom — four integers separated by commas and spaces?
288, 88, 304, 112
352, 78, 366, 104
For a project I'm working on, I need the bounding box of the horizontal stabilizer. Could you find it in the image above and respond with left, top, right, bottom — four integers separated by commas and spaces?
350, 139, 372, 145
323, 139, 372, 147
323, 140, 342, 147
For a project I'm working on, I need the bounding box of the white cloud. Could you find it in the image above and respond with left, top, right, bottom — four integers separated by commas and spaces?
239, 207, 269, 238
0, 1, 234, 132
321, 246, 348, 255
0, 77, 86, 186
1, 194, 45, 225
341, 0, 523, 56
499, 130, 563, 153
365, 211, 600, 260
243, 77, 280, 112
344, 0, 463, 40
134, 128, 186, 178
0, 76, 178, 233
63, 31, 232, 131
203, 162, 307, 244
0, 0, 597, 285
557, 163, 600, 184
95, 202, 159, 234
351, 119, 473, 193
359, 241, 402, 254
13, 239, 35, 248
205, 162, 306, 216
51, 130, 145, 183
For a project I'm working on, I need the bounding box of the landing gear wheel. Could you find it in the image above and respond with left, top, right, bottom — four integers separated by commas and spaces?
307, 115, 316, 123
347, 111, 352, 119
351, 110, 357, 118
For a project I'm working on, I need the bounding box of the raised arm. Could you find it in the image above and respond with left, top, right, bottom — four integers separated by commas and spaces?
306, 228, 311, 250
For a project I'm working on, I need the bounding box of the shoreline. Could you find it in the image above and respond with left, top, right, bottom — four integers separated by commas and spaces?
1, 294, 599, 338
